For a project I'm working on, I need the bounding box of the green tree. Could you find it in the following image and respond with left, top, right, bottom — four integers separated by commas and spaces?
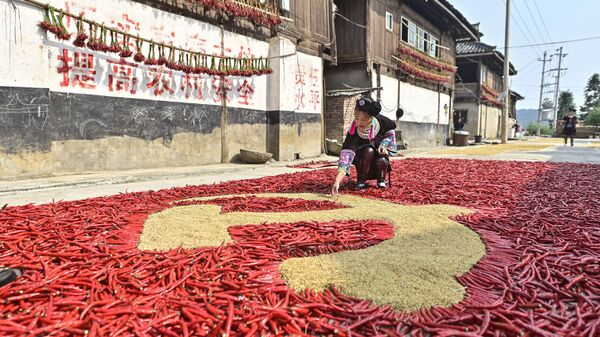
557, 90, 576, 119
527, 122, 552, 136
581, 73, 600, 113
586, 106, 600, 126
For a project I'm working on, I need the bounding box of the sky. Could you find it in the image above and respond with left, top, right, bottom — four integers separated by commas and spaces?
449, 0, 600, 110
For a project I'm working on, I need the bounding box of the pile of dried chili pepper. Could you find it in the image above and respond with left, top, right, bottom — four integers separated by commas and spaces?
0, 158, 598, 336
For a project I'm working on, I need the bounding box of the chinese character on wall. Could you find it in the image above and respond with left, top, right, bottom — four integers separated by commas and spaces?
58, 49, 97, 89
309, 67, 321, 111
108, 59, 138, 95
181, 74, 206, 100
146, 67, 175, 97
294, 65, 306, 110
212, 77, 233, 103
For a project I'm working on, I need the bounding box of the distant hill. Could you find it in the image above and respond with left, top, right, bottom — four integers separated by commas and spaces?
517, 109, 543, 126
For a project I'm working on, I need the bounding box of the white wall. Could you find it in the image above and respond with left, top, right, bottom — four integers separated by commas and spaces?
399, 80, 450, 125
267, 37, 323, 114
379, 74, 399, 121
0, 1, 51, 88
0, 0, 323, 114
371, 74, 450, 125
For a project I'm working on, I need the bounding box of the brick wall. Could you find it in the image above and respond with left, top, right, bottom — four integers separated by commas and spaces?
325, 94, 361, 143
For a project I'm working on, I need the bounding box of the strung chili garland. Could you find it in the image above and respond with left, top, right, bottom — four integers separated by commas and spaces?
195, 0, 282, 27
481, 94, 503, 108
396, 43, 457, 73
396, 58, 453, 84
38, 6, 273, 77
481, 83, 504, 108
481, 83, 501, 99
37, 6, 70, 40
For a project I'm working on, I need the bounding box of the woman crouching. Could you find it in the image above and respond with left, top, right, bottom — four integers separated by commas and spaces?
331, 96, 397, 195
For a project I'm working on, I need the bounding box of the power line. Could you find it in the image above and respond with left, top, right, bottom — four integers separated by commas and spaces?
498, 0, 542, 57
532, 0, 554, 46
522, 0, 551, 48
509, 0, 545, 55
513, 83, 586, 88
518, 55, 541, 73
516, 63, 541, 78
499, 35, 600, 49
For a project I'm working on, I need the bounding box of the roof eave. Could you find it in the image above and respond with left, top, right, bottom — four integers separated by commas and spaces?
431, 0, 479, 41
457, 52, 517, 75
493, 52, 517, 75
456, 52, 496, 58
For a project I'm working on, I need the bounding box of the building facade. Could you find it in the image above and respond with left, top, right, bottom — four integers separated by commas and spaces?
0, 0, 332, 179
325, 0, 479, 148
453, 41, 522, 140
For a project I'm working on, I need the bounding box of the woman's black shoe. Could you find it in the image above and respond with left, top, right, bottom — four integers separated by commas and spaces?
0, 269, 21, 287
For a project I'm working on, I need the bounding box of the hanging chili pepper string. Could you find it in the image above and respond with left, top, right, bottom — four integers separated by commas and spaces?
194, 0, 282, 27
37, 6, 71, 41
119, 35, 133, 58
73, 16, 88, 47
108, 30, 122, 54
35, 3, 273, 77
396, 43, 456, 73
396, 58, 452, 84
145, 42, 158, 65
157, 45, 168, 66
133, 37, 145, 63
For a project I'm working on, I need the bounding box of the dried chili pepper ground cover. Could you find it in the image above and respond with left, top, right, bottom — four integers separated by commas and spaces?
1, 158, 599, 337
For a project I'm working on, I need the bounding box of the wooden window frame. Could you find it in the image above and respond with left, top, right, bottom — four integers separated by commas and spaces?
480, 66, 488, 85
279, 0, 290, 12
417, 27, 425, 52
429, 36, 439, 58
385, 11, 394, 32
400, 16, 440, 58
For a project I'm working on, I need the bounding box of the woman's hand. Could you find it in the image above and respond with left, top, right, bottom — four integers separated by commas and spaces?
331, 170, 346, 197
378, 146, 388, 156
331, 180, 340, 196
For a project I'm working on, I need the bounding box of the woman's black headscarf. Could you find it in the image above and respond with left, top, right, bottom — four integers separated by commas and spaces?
356, 96, 382, 116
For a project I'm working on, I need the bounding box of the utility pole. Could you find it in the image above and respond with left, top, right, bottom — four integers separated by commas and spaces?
551, 47, 566, 134
536, 51, 550, 136
501, 0, 510, 144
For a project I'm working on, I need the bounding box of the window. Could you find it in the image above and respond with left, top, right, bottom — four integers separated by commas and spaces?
401, 17, 439, 57
480, 66, 488, 85
417, 27, 425, 52
385, 12, 393, 31
280, 0, 290, 11
494, 74, 502, 92
429, 37, 439, 58
408, 21, 417, 46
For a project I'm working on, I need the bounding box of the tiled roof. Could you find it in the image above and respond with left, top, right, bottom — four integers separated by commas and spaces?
457, 41, 517, 75
456, 41, 496, 55
510, 90, 525, 100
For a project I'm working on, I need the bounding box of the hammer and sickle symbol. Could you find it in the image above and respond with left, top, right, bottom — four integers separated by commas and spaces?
139, 193, 485, 311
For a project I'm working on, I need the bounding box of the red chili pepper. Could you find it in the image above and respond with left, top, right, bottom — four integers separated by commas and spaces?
1, 159, 599, 336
